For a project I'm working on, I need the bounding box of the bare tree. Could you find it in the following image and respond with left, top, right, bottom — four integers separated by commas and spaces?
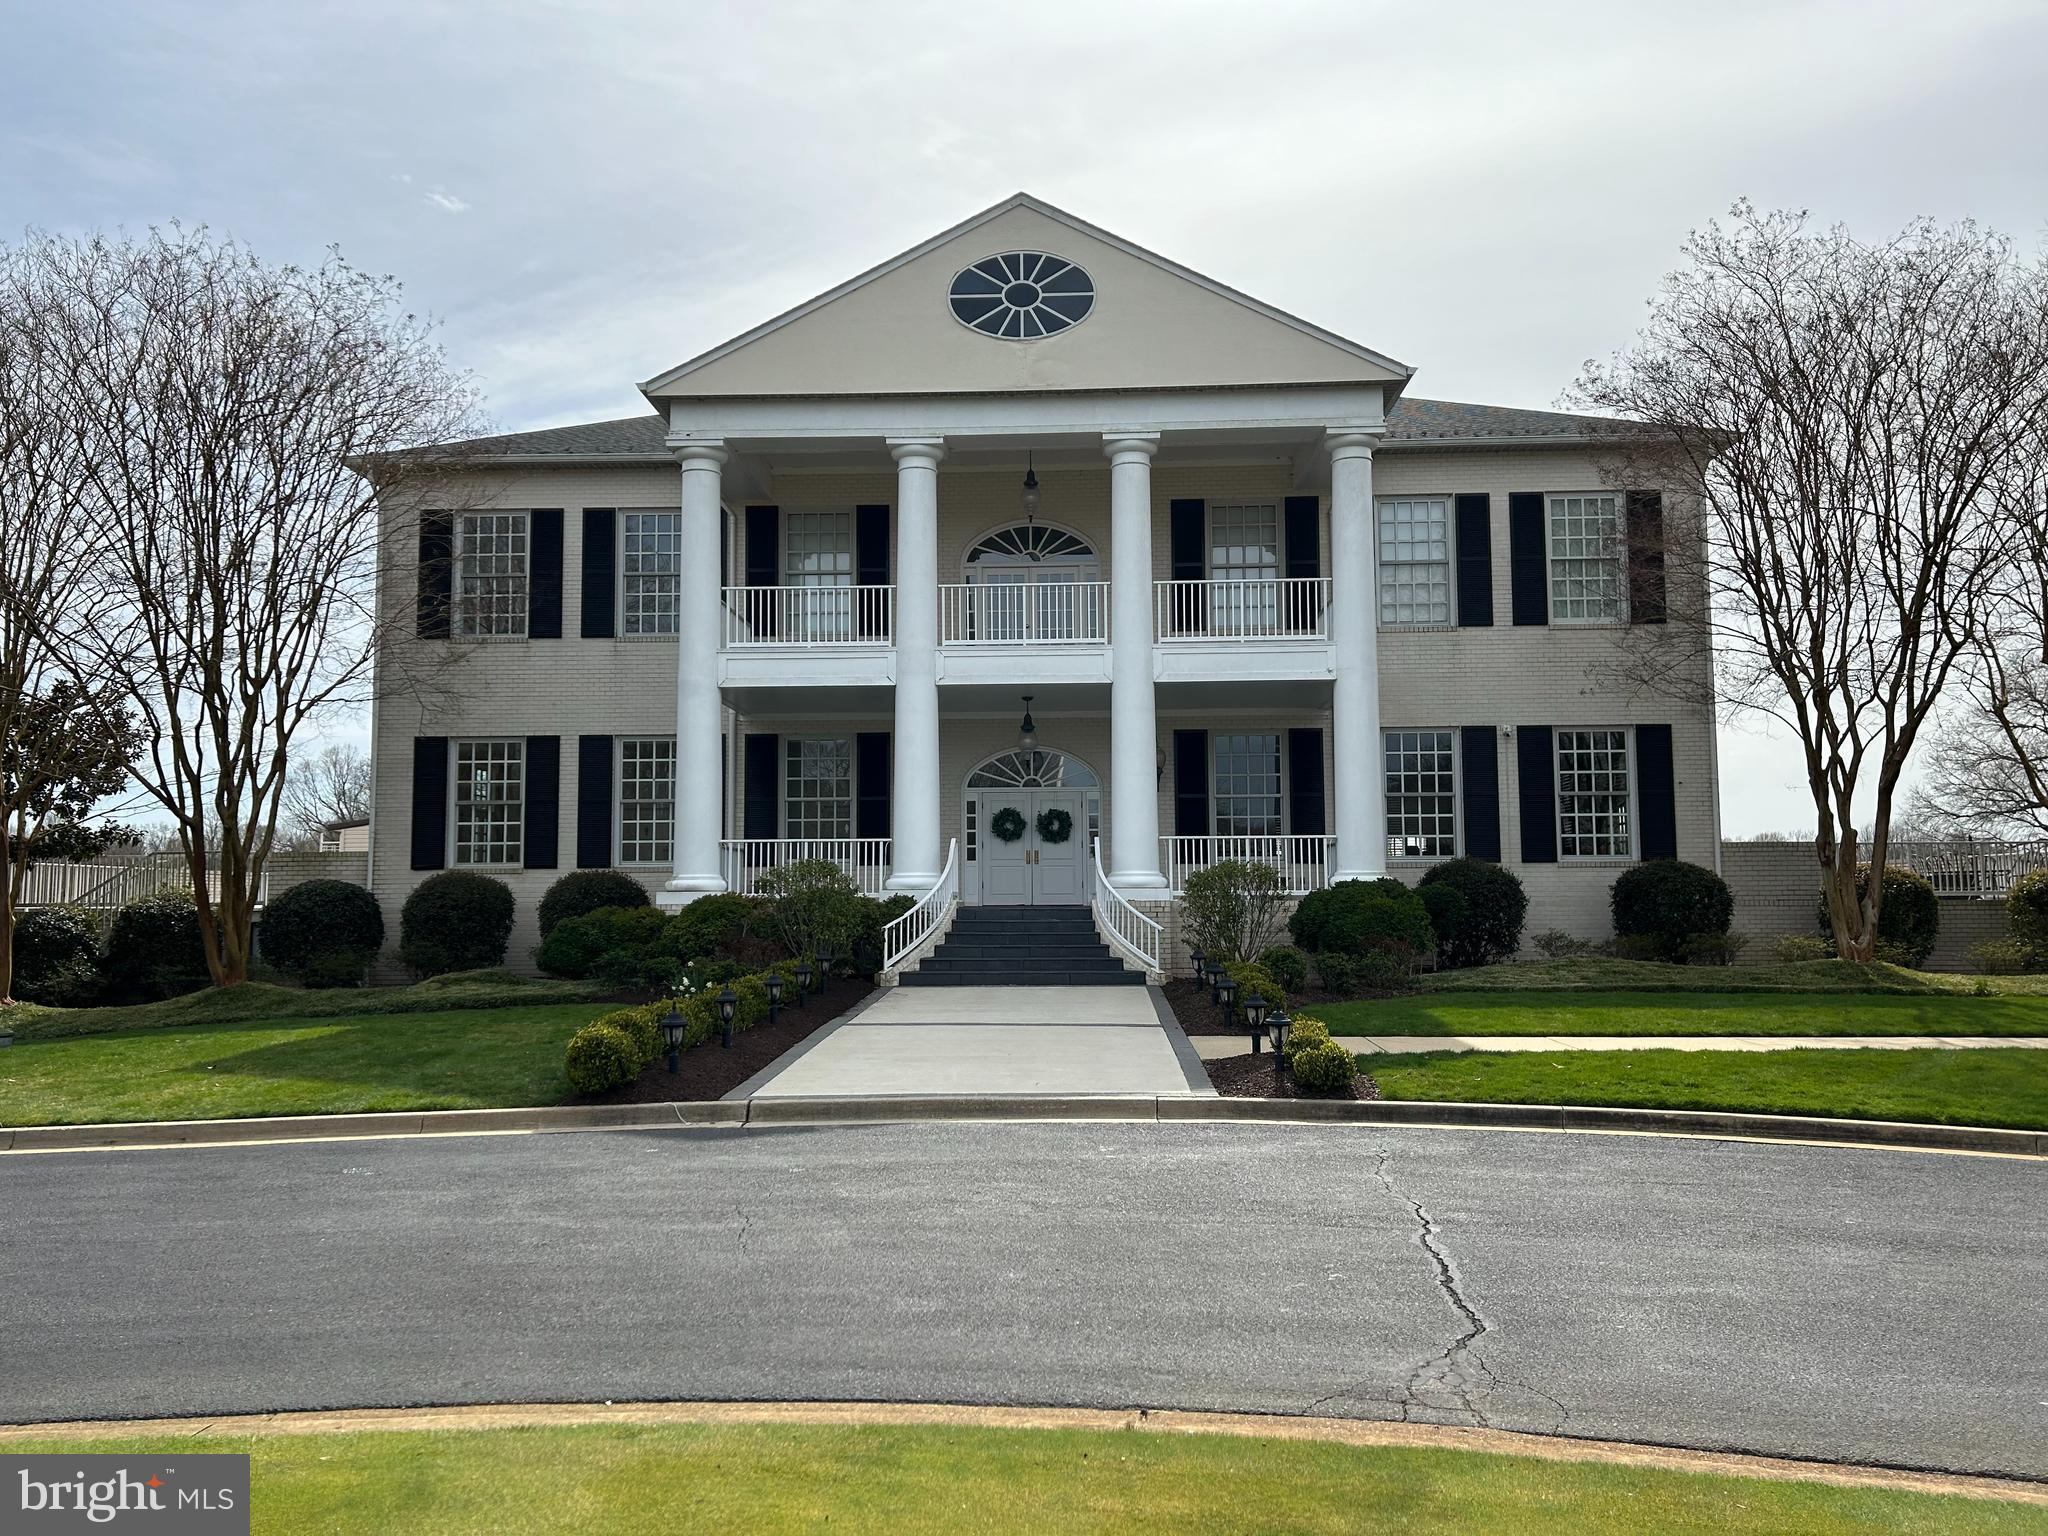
1573, 204, 2048, 961
38, 227, 483, 986
280, 741, 372, 846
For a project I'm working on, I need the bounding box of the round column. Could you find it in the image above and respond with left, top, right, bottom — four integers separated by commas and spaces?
664, 441, 730, 900
1105, 434, 1167, 891
886, 439, 945, 892
1329, 428, 1387, 882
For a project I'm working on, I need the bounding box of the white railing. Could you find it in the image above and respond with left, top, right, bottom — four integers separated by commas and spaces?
1886, 839, 2048, 900
1092, 836, 1162, 976
883, 838, 959, 975
1160, 835, 1337, 896
722, 585, 894, 647
938, 581, 1109, 645
1154, 577, 1332, 642
15, 854, 258, 911
720, 839, 893, 897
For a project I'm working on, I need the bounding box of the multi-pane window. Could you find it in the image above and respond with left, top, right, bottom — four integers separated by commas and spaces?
618, 737, 675, 864
785, 511, 855, 641
1548, 494, 1623, 621
453, 740, 523, 866
1378, 498, 1451, 625
1210, 503, 1279, 633
621, 512, 681, 636
1213, 733, 1283, 836
1385, 730, 1457, 860
785, 736, 853, 840
455, 513, 529, 638
1557, 728, 1632, 857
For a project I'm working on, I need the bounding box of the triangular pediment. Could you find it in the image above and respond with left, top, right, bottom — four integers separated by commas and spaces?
642, 194, 1410, 400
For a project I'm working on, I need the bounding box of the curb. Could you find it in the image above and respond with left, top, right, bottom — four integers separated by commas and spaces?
1, 1096, 2039, 1156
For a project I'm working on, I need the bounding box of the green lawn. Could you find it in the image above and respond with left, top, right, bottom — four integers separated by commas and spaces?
24, 1423, 2043, 1535
1312, 989, 2048, 1038
0, 1004, 611, 1125
1416, 958, 2048, 996
1373, 1047, 2048, 1131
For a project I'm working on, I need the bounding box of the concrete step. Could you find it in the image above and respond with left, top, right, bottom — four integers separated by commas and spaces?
901, 967, 1148, 987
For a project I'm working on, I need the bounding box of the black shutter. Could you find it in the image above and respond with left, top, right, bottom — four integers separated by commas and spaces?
580, 509, 616, 639
1509, 492, 1548, 626
416, 513, 453, 639
1636, 724, 1677, 859
743, 734, 779, 840
1460, 726, 1501, 862
1454, 493, 1494, 628
409, 737, 448, 871
1627, 490, 1667, 624
1168, 499, 1206, 635
1173, 729, 1209, 838
1516, 726, 1556, 863
856, 504, 890, 640
528, 509, 563, 639
856, 732, 891, 839
1286, 727, 1325, 837
523, 735, 560, 869
745, 506, 779, 586
576, 735, 613, 869
1283, 496, 1323, 635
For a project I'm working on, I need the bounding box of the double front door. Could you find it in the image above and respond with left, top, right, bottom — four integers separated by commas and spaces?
976, 789, 1086, 905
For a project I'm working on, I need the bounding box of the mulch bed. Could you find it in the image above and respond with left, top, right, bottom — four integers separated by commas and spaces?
588, 975, 877, 1104
1203, 1050, 1381, 1101
1159, 976, 1365, 1036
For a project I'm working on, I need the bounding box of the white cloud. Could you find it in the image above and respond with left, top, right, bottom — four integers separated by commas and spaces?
423, 189, 470, 214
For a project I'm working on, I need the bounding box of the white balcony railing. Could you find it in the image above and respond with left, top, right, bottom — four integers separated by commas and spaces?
1154, 577, 1332, 642
1160, 835, 1337, 896
1886, 839, 2048, 900
722, 585, 894, 647
939, 581, 1109, 645
719, 839, 893, 897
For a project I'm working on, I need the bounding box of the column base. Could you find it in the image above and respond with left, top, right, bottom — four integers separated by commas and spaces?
1108, 870, 1169, 894
1329, 867, 1390, 884
655, 877, 729, 911
885, 872, 941, 895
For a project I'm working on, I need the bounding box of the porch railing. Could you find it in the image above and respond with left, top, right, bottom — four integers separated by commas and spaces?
1153, 577, 1332, 642
1160, 835, 1336, 896
719, 839, 893, 897
1092, 837, 1162, 975
1886, 839, 2048, 900
938, 581, 1109, 645
16, 853, 259, 911
721, 585, 894, 647
883, 838, 958, 975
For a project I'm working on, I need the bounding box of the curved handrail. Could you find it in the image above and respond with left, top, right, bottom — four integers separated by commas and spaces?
882, 838, 959, 975
1091, 837, 1162, 975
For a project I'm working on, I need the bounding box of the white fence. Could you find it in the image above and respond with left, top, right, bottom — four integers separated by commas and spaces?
722, 585, 894, 647
719, 839, 893, 897
1154, 577, 1331, 642
1886, 840, 2048, 900
938, 581, 1110, 645
1159, 835, 1336, 896
883, 838, 958, 974
15, 854, 261, 912
1092, 837, 1162, 975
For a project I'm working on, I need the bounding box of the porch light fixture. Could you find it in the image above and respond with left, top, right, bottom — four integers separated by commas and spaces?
1020, 452, 1041, 527
715, 987, 739, 1049
793, 958, 814, 1002
660, 993, 687, 1073
766, 972, 784, 1025
1217, 973, 1238, 1031
1017, 696, 1038, 752
1189, 947, 1205, 984
1204, 957, 1223, 1002
1243, 992, 1270, 1055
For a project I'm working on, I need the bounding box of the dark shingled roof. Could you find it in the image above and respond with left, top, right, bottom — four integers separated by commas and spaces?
436, 397, 1624, 460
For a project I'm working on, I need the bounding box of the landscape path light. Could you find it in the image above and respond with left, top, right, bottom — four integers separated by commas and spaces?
1189, 947, 1206, 985
1243, 992, 1269, 1055
766, 973, 784, 1025
1217, 973, 1238, 1032
716, 988, 739, 1050
1205, 957, 1223, 1002
1267, 1009, 1292, 1078
660, 992, 687, 1073
793, 958, 814, 1003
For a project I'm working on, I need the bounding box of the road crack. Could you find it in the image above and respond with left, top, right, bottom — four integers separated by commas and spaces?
732, 1204, 754, 1259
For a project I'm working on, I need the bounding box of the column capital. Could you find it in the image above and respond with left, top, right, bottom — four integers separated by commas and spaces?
1325, 426, 1385, 462
1102, 432, 1161, 463
887, 437, 947, 467
668, 438, 728, 469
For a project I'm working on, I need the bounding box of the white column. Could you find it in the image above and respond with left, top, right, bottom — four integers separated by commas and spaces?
886, 438, 945, 892
1329, 428, 1387, 882
661, 440, 729, 903
1105, 433, 1167, 892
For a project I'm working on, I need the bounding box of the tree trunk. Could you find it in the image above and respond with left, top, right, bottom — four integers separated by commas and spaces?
0, 887, 15, 1004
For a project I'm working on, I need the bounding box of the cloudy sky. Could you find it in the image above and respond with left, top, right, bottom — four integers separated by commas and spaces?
7, 0, 2045, 835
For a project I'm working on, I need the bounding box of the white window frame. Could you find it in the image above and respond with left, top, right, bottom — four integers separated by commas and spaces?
1545, 492, 1626, 625
616, 736, 676, 866
1211, 732, 1285, 838
782, 734, 855, 842
1555, 726, 1637, 861
1384, 727, 1459, 862
1375, 496, 1455, 629
453, 511, 530, 640
450, 739, 524, 868
618, 510, 682, 638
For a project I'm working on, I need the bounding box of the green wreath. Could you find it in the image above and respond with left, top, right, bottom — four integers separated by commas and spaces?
990, 806, 1027, 843
1035, 807, 1073, 845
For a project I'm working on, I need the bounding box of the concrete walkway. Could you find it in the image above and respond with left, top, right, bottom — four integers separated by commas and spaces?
1190, 1034, 2048, 1059
738, 986, 1214, 1099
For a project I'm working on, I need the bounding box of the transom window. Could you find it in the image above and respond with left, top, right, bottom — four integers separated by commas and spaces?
785, 736, 853, 841
1548, 494, 1623, 621
1378, 498, 1452, 626
455, 512, 528, 638
966, 524, 1096, 569
621, 512, 681, 636
966, 749, 1099, 789
1385, 729, 1456, 860
453, 740, 523, 866
1214, 733, 1283, 837
618, 737, 675, 864
1557, 728, 1632, 858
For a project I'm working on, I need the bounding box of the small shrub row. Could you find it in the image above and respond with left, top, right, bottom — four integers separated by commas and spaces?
562, 965, 790, 1094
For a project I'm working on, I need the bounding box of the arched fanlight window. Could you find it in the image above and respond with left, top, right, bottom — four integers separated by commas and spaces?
966, 749, 1099, 789
966, 525, 1095, 567
949, 253, 1095, 339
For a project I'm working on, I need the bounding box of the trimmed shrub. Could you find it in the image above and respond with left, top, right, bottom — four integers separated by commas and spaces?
590, 1006, 661, 1066
1288, 878, 1434, 958
1282, 1015, 1332, 1058
1680, 931, 1750, 967
1531, 928, 1598, 959
537, 870, 649, 937
852, 893, 916, 976
258, 880, 385, 988
1312, 946, 1415, 998
754, 859, 869, 961
1967, 939, 2032, 976
1222, 958, 1286, 1012
1289, 1039, 1358, 1093
1771, 934, 1832, 963
1417, 883, 1466, 957
2007, 868, 2048, 955
1258, 945, 1309, 993
1610, 859, 1734, 963
102, 887, 210, 1001
12, 905, 102, 1005
536, 905, 670, 980
667, 893, 761, 964
1417, 859, 1529, 967
1815, 865, 1940, 969
1180, 859, 1291, 964
564, 1021, 640, 1095
398, 871, 516, 978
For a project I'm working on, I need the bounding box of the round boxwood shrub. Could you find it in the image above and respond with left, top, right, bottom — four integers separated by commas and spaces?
258, 879, 385, 988
398, 871, 515, 978
1417, 858, 1529, 968
564, 1021, 640, 1095
11, 904, 102, 1006
537, 869, 649, 938
102, 887, 211, 1000
1288, 878, 1434, 957
2007, 868, 2048, 956
1417, 883, 1467, 955
589, 1006, 661, 1066
1610, 859, 1734, 963
1257, 944, 1309, 993
667, 892, 760, 964
1815, 864, 1940, 969
1289, 1039, 1358, 1093
536, 905, 672, 981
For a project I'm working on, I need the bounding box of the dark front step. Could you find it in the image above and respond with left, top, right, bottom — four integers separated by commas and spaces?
902, 967, 1147, 987
905, 903, 1144, 986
